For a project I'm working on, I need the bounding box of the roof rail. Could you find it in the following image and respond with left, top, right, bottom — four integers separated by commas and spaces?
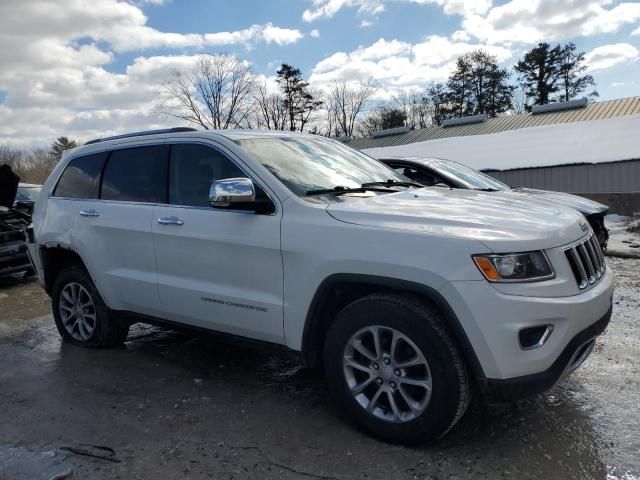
442, 113, 487, 128
371, 126, 411, 138
85, 127, 198, 145
531, 97, 588, 115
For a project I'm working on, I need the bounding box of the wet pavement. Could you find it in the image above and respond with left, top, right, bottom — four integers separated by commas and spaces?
0, 258, 638, 480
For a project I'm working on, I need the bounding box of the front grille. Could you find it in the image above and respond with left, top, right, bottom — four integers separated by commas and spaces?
565, 234, 606, 290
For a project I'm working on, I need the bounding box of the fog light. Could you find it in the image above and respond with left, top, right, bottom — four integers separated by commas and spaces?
519, 325, 554, 350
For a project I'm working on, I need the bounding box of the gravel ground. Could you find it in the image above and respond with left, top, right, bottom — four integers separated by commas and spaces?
0, 258, 638, 480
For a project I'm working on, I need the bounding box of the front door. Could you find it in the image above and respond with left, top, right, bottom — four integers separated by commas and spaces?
152, 141, 284, 344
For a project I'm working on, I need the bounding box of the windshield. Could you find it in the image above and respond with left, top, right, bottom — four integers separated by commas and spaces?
235, 136, 407, 197
430, 159, 510, 191
15, 186, 41, 201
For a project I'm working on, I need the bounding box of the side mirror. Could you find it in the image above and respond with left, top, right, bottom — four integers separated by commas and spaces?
209, 178, 256, 208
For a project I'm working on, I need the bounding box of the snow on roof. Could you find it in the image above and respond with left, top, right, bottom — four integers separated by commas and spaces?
363, 114, 640, 171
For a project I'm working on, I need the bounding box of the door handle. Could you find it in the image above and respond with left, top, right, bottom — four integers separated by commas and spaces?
157, 216, 184, 226
79, 209, 99, 217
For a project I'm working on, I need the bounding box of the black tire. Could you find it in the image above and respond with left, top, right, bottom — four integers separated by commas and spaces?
51, 265, 129, 348
324, 293, 470, 444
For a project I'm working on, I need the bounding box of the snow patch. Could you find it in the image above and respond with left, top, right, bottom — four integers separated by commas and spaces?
363, 114, 640, 172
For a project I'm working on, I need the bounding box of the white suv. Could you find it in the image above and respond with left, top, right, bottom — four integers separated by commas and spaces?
27, 128, 613, 443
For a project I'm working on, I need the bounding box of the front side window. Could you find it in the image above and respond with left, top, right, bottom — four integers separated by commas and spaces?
392, 165, 445, 187
101, 146, 167, 203
54, 152, 107, 199
169, 143, 245, 207
235, 136, 405, 197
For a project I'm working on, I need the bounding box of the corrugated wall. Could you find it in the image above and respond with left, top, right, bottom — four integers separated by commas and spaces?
486, 159, 640, 193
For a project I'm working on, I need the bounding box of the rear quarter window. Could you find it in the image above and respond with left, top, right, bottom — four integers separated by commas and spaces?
53, 152, 108, 199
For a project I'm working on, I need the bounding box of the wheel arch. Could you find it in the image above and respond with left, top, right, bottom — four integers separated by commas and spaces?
41, 245, 89, 295
300, 273, 486, 384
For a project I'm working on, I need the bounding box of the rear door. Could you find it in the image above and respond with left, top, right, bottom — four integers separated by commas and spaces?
48, 144, 168, 315
152, 140, 284, 344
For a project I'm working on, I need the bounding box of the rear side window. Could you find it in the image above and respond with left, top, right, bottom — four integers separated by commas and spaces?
101, 146, 167, 203
54, 152, 107, 199
169, 143, 244, 207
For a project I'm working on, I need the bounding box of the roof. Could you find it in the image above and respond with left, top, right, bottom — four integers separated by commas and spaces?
70, 128, 316, 158
362, 114, 640, 172
346, 97, 640, 150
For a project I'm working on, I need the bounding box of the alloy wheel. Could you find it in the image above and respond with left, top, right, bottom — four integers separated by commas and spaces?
343, 325, 432, 423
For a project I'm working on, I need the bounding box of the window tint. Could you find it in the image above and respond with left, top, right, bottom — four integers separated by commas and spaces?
54, 152, 107, 199
169, 144, 245, 207
101, 146, 167, 203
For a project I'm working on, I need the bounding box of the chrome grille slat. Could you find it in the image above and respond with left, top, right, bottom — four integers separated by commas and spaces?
593, 236, 606, 272
578, 244, 596, 284
585, 239, 602, 278
565, 234, 606, 290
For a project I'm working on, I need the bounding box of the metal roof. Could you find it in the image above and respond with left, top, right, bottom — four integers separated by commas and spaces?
345, 96, 640, 150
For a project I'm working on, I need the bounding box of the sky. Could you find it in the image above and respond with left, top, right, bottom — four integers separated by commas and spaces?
0, 0, 639, 147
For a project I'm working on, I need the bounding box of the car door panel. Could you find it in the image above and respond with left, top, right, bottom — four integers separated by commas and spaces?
80, 143, 167, 314
152, 141, 284, 344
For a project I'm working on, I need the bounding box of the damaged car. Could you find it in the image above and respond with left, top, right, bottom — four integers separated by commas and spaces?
380, 156, 610, 249
0, 165, 34, 277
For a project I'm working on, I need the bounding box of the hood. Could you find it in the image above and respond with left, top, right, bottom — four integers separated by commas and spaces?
0, 164, 19, 209
326, 187, 588, 252
510, 188, 608, 215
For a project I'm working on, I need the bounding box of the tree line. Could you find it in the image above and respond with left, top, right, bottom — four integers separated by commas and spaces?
0, 137, 77, 184
0, 41, 600, 184
164, 41, 598, 138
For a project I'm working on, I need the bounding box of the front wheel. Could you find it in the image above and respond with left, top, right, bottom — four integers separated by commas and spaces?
52, 266, 129, 348
324, 293, 470, 444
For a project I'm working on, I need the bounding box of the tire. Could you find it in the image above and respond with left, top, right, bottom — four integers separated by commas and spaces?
323, 293, 470, 444
51, 265, 129, 348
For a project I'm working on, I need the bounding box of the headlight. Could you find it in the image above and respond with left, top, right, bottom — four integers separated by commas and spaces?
472, 251, 554, 282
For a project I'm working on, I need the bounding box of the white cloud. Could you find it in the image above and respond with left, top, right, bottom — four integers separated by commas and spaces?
459, 0, 640, 45
302, 0, 490, 22
585, 43, 640, 71
302, 0, 384, 22
0, 0, 305, 146
360, 19, 374, 27
632, 25, 640, 36
309, 36, 512, 95
310, 29, 321, 37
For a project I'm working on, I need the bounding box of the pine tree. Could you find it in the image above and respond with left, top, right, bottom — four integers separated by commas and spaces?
445, 51, 513, 118
49, 136, 78, 161
276, 64, 322, 131
514, 42, 564, 107
425, 83, 448, 126
557, 43, 598, 102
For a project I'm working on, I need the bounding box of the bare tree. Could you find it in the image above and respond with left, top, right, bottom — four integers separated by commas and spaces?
165, 55, 256, 130
328, 79, 377, 137
254, 82, 287, 130
393, 89, 431, 129
1, 146, 57, 184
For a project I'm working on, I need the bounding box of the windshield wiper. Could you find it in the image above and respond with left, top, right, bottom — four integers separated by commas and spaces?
474, 187, 500, 192
305, 185, 397, 196
361, 179, 423, 188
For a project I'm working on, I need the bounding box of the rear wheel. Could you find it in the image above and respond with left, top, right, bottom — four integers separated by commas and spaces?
52, 266, 129, 347
324, 293, 470, 444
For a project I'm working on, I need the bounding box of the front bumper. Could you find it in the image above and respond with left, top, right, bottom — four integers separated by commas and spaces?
483, 305, 611, 402
440, 267, 613, 394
